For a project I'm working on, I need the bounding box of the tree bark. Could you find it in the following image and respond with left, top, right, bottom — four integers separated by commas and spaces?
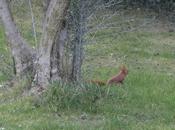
0, 0, 70, 89
71, 0, 85, 81
34, 0, 70, 87
50, 20, 67, 81
0, 0, 35, 76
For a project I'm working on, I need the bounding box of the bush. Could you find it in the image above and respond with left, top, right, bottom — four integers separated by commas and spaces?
42, 82, 108, 113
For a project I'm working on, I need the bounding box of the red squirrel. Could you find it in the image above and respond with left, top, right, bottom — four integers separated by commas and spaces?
86, 65, 128, 86
106, 65, 128, 85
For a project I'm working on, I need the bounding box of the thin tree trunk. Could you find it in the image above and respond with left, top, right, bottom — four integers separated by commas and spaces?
50, 20, 67, 81
71, 0, 85, 81
0, 0, 35, 76
28, 0, 37, 45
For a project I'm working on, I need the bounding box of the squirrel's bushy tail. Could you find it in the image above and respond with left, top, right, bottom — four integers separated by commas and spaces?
86, 80, 106, 86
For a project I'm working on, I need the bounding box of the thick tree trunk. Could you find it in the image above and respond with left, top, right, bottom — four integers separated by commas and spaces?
0, 0, 35, 76
34, 0, 70, 87
0, 0, 70, 89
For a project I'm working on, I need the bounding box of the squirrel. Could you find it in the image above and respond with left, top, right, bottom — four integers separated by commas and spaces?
106, 65, 128, 85
87, 65, 128, 86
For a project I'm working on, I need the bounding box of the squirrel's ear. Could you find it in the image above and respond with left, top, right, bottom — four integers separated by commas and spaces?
120, 64, 126, 70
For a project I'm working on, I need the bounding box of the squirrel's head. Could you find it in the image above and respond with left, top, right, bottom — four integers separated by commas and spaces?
120, 65, 128, 75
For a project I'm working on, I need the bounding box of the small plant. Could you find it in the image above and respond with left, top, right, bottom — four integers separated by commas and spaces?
41, 82, 108, 113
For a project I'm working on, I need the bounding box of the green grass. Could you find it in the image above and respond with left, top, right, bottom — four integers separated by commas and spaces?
83, 31, 175, 80
1, 8, 175, 130
0, 71, 175, 130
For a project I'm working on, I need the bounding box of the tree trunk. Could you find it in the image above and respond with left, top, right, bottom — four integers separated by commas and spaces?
0, 0, 70, 89
0, 0, 35, 76
71, 0, 85, 81
50, 20, 67, 81
33, 0, 70, 87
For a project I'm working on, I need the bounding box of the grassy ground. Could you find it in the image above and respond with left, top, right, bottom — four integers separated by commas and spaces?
0, 8, 175, 130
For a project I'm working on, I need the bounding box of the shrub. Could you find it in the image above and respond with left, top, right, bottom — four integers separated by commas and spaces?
42, 82, 108, 113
